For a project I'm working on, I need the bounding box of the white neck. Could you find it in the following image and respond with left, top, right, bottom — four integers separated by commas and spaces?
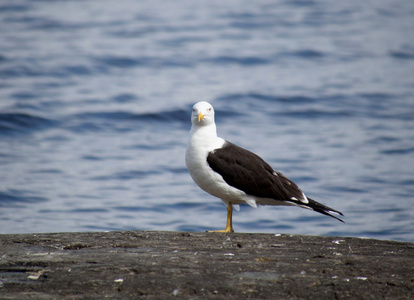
189, 123, 224, 150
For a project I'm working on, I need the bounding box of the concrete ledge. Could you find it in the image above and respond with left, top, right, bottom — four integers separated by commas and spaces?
0, 231, 413, 299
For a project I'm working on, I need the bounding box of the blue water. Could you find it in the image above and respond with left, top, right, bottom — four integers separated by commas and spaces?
1, 0, 413, 242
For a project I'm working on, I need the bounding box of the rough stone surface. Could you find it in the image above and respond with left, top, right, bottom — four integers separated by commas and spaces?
0, 231, 413, 299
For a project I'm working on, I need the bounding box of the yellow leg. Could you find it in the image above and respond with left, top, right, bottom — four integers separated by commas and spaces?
208, 202, 234, 233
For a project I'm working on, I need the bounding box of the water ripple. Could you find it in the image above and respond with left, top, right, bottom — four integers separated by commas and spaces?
380, 147, 414, 155
280, 49, 326, 59
64, 108, 188, 133
218, 92, 318, 104
203, 56, 269, 66
0, 190, 48, 207
389, 50, 414, 60
93, 55, 193, 69
0, 3, 31, 13
0, 112, 56, 136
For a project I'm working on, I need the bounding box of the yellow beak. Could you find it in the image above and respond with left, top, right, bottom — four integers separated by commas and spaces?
198, 112, 205, 122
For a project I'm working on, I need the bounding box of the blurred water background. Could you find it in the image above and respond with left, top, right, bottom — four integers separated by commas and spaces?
1, 0, 413, 242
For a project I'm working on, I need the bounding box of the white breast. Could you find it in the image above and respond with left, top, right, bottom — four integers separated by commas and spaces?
185, 127, 255, 206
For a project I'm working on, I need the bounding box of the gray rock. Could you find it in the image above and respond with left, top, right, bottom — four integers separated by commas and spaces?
0, 231, 412, 299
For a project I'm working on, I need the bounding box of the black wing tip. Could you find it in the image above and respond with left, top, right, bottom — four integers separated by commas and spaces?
303, 197, 345, 223
323, 210, 345, 223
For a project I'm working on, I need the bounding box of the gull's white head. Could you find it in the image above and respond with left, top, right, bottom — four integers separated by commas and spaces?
191, 101, 215, 127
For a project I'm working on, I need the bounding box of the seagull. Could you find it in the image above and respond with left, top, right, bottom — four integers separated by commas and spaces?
185, 101, 344, 233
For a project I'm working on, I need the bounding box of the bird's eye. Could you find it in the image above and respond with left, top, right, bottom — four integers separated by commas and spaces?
192, 108, 195, 112
208, 108, 212, 112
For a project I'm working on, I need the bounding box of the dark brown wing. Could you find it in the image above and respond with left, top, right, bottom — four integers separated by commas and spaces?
207, 141, 306, 202
207, 141, 344, 222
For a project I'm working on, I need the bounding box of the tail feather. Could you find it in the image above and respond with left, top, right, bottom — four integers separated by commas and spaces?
290, 197, 344, 223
